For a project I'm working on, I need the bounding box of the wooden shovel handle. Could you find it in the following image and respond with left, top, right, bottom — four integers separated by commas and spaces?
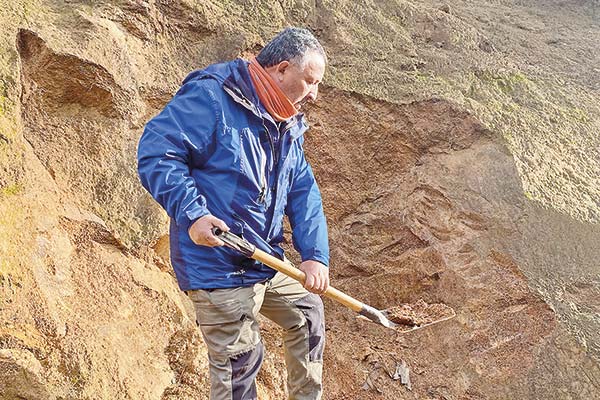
252, 248, 364, 313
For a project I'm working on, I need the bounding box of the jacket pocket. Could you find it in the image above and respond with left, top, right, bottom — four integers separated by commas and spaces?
239, 129, 266, 187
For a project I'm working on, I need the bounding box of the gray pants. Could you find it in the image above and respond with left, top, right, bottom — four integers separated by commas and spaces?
187, 272, 325, 400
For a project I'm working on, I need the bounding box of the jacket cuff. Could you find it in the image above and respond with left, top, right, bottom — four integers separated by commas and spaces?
301, 249, 329, 268
181, 206, 211, 232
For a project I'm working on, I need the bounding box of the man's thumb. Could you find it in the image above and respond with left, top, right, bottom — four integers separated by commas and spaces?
214, 218, 229, 232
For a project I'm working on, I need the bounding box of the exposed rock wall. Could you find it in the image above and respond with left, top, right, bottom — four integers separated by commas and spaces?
1, 1, 598, 399
304, 88, 599, 398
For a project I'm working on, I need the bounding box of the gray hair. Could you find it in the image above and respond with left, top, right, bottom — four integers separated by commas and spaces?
256, 27, 327, 68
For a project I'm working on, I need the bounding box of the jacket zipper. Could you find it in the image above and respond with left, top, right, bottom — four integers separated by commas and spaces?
258, 119, 269, 204
223, 85, 281, 206
221, 73, 311, 242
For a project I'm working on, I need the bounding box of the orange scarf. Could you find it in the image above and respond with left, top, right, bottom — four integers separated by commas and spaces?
248, 58, 298, 122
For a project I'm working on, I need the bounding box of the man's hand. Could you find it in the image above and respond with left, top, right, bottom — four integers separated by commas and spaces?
188, 215, 229, 247
299, 260, 329, 294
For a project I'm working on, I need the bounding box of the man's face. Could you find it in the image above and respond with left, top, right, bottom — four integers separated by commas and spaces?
266, 51, 326, 110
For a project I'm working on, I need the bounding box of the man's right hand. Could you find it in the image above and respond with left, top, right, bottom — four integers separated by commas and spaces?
188, 215, 230, 247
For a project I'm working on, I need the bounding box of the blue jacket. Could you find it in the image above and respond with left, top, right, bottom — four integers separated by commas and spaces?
137, 59, 329, 290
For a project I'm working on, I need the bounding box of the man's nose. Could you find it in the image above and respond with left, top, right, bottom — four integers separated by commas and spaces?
309, 85, 319, 101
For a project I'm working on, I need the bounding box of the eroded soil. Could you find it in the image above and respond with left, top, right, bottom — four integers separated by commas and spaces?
1, 1, 599, 399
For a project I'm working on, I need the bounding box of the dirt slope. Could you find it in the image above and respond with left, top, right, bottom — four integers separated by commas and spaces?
1, 1, 599, 399
303, 88, 599, 398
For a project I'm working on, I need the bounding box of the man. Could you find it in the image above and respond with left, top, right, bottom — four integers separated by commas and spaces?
137, 27, 329, 400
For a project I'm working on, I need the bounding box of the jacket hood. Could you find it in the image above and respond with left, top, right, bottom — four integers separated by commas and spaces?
182, 60, 235, 85
182, 59, 259, 106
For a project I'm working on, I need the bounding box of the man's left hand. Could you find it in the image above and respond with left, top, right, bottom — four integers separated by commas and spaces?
299, 260, 329, 294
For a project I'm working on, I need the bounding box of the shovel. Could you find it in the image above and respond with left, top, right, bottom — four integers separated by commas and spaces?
213, 228, 455, 332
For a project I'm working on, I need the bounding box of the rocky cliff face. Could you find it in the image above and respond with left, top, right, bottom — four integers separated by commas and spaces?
1, 1, 598, 399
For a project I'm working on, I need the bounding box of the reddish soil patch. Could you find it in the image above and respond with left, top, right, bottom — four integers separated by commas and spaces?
386, 299, 455, 329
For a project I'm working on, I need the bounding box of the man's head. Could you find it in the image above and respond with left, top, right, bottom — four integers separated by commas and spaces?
256, 27, 326, 110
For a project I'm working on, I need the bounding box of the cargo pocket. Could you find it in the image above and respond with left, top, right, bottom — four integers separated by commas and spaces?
194, 298, 244, 326
191, 297, 260, 357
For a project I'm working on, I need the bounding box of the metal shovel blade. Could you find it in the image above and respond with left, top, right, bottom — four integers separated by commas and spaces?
358, 304, 399, 329
358, 302, 456, 333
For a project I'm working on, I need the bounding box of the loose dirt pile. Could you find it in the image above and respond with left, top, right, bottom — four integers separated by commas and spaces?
385, 299, 455, 328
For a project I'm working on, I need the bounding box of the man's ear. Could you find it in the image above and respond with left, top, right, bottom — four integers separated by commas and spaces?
275, 60, 290, 79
